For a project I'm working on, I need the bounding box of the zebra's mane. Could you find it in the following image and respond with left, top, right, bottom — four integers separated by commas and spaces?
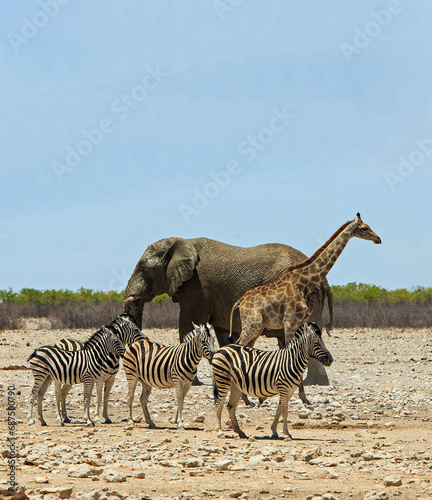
182, 329, 199, 344
284, 323, 320, 349
83, 326, 112, 348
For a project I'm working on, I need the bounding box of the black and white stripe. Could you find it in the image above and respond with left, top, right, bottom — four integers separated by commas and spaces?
28, 327, 125, 427
55, 313, 147, 424
208, 323, 333, 439
123, 323, 215, 429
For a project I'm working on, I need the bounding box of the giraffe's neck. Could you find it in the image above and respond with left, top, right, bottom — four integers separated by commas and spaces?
297, 219, 357, 293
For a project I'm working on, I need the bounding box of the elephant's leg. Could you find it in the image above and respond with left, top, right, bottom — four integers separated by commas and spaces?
303, 358, 330, 386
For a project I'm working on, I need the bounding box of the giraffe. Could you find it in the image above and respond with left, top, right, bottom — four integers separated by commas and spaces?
232, 213, 381, 348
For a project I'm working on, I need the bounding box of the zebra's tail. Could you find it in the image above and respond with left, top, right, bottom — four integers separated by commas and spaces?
27, 348, 38, 362
212, 378, 220, 405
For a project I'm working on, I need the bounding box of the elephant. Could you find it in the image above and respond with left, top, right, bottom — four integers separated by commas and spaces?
123, 237, 334, 400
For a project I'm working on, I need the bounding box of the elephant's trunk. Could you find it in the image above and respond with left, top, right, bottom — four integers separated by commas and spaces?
123, 295, 145, 329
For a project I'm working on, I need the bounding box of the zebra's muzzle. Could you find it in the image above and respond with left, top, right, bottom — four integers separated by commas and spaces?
321, 353, 333, 367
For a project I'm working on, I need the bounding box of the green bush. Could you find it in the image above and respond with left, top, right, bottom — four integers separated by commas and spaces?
331, 282, 432, 304
1, 284, 431, 306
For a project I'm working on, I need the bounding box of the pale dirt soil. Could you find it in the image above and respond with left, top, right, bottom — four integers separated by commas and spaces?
1, 326, 432, 500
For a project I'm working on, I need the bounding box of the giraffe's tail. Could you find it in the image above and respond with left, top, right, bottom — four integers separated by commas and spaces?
228, 298, 242, 344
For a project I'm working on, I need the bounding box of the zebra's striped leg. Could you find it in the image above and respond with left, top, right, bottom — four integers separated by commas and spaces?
279, 389, 295, 439
126, 377, 138, 425
174, 380, 191, 430
36, 376, 52, 426
59, 384, 72, 423
55, 382, 65, 426
271, 402, 282, 439
139, 383, 156, 428
83, 379, 95, 426
100, 376, 115, 424
214, 378, 230, 437
28, 374, 49, 425
226, 386, 247, 439
94, 381, 104, 424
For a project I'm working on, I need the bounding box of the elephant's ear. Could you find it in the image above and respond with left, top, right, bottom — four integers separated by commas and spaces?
165, 239, 199, 296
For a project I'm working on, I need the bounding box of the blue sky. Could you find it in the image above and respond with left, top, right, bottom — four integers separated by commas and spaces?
1, 0, 431, 292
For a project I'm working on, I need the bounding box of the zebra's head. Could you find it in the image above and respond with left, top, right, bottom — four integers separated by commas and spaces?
301, 323, 333, 367
106, 331, 126, 358
193, 323, 216, 362
109, 314, 147, 345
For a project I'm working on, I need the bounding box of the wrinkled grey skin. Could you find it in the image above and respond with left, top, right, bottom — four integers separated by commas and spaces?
124, 237, 333, 387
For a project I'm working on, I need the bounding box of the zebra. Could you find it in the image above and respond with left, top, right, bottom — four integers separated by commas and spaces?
28, 328, 125, 427
204, 323, 333, 439
123, 323, 215, 429
55, 313, 147, 424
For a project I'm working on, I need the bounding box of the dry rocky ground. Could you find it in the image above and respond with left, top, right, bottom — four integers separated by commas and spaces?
0, 326, 431, 500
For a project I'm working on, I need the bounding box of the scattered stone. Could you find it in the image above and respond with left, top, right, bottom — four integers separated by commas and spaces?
67, 464, 103, 478
292, 446, 322, 462
34, 476, 49, 483
383, 475, 402, 487
178, 457, 204, 468
363, 492, 388, 500
102, 470, 127, 483
214, 459, 233, 470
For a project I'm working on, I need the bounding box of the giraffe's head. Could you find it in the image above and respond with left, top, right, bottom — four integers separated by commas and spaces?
351, 213, 382, 244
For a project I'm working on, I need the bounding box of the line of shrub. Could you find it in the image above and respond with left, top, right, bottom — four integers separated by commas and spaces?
2, 284, 432, 305
1, 284, 431, 330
